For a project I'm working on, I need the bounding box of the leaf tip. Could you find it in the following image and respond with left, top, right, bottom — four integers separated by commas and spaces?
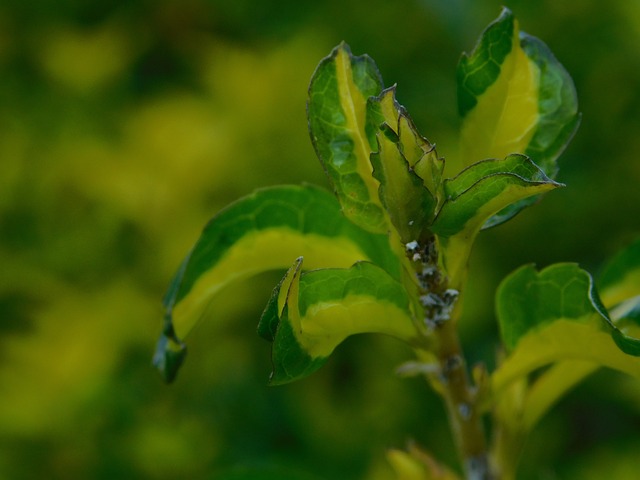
152, 328, 187, 384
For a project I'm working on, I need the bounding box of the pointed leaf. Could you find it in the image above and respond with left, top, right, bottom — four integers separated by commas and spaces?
259, 260, 417, 385
364, 88, 443, 242
367, 87, 444, 198
431, 154, 561, 238
153, 185, 401, 382
308, 43, 388, 233
370, 125, 435, 243
492, 264, 640, 394
457, 8, 579, 227
398, 114, 445, 202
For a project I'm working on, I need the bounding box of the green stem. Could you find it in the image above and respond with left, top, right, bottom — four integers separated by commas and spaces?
407, 238, 493, 479
436, 314, 492, 480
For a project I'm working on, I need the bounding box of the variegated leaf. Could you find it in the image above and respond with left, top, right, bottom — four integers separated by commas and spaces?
258, 259, 417, 385
153, 185, 401, 382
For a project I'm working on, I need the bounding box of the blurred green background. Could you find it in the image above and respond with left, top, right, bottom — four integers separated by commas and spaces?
1, 0, 640, 479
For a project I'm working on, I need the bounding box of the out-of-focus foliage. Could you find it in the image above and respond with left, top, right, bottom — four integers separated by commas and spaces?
1, 1, 639, 479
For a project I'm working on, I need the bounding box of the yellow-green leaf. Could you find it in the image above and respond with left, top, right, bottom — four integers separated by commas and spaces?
370, 125, 435, 243
365, 88, 443, 242
458, 9, 537, 164
258, 259, 417, 385
153, 185, 401, 382
490, 244, 640, 431
457, 8, 579, 227
492, 319, 640, 395
493, 264, 640, 396
308, 43, 388, 233
387, 444, 460, 480
432, 155, 560, 238
430, 155, 560, 286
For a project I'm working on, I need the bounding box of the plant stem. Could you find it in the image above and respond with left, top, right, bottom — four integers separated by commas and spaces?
435, 317, 492, 480
406, 238, 493, 479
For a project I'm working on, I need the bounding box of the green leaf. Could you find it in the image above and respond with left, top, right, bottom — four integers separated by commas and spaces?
492, 247, 640, 430
611, 296, 640, 334
492, 263, 640, 394
258, 259, 417, 385
397, 113, 445, 202
599, 238, 640, 308
493, 320, 640, 397
364, 90, 436, 243
308, 42, 388, 233
497, 264, 602, 351
457, 8, 579, 227
367, 87, 444, 196
431, 154, 561, 238
370, 128, 435, 243
430, 154, 560, 288
519, 360, 598, 431
153, 185, 401, 382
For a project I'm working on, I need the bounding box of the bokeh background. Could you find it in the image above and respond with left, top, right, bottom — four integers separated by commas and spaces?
1, 0, 640, 478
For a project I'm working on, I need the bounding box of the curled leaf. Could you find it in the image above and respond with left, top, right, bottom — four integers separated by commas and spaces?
154, 185, 400, 382
258, 260, 417, 385
432, 154, 561, 238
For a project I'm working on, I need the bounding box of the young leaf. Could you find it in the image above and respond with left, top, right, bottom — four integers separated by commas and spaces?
431, 154, 561, 288
457, 7, 579, 227
492, 263, 640, 394
308, 42, 388, 233
397, 113, 445, 201
367, 87, 444, 197
366, 88, 442, 242
370, 125, 435, 243
431, 154, 561, 238
153, 185, 401, 382
258, 259, 417, 385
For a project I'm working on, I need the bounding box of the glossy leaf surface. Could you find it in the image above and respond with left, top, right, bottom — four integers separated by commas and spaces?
367, 96, 435, 243
154, 185, 401, 382
457, 8, 579, 227
367, 87, 444, 196
307, 42, 388, 233
493, 264, 640, 394
258, 259, 417, 385
431, 154, 561, 238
